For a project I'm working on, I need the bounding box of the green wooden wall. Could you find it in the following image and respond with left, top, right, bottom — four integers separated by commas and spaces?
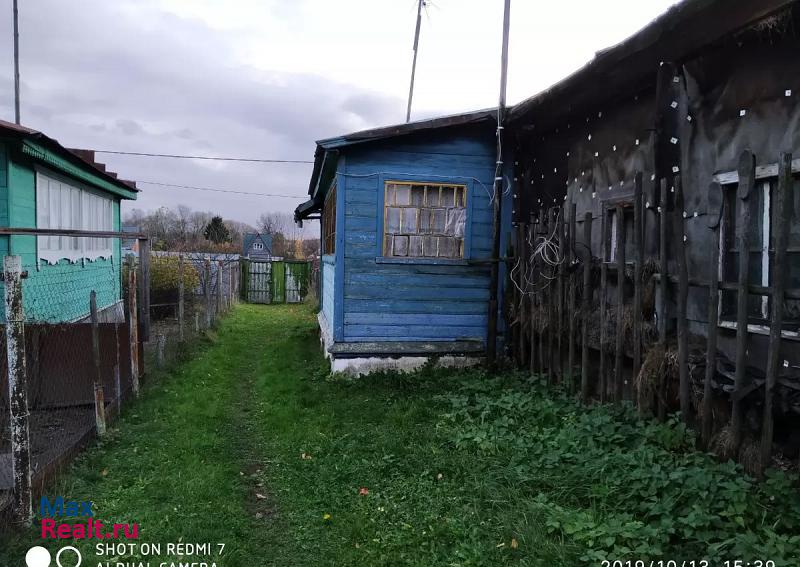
0, 141, 125, 322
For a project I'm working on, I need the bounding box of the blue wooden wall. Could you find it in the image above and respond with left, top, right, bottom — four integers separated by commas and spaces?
334, 126, 497, 344
321, 256, 335, 337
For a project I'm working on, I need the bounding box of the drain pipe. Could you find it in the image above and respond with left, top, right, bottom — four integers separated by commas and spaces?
487, 0, 512, 369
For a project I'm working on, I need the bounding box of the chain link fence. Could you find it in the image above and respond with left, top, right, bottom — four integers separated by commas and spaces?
0, 230, 238, 528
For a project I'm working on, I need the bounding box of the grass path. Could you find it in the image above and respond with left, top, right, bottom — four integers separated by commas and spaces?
2, 303, 799, 566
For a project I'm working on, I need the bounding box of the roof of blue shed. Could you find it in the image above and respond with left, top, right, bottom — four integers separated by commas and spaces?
295, 108, 498, 221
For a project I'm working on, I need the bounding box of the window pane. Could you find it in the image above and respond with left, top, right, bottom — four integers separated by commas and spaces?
401, 208, 418, 234
419, 209, 432, 233
422, 236, 437, 257
393, 235, 408, 256
455, 187, 465, 207
425, 186, 440, 207
438, 236, 456, 258
431, 209, 446, 233
410, 186, 424, 206
441, 186, 455, 207
408, 235, 423, 257
385, 184, 397, 206
386, 207, 401, 233
395, 186, 410, 206
445, 208, 466, 238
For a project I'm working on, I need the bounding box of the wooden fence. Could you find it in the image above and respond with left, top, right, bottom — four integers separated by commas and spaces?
507, 150, 797, 475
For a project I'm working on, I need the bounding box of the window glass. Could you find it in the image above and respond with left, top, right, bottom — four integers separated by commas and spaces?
383, 182, 467, 259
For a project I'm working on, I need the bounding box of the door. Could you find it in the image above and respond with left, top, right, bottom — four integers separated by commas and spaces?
247, 261, 271, 303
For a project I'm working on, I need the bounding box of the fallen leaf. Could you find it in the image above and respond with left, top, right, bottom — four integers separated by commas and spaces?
358, 487, 369, 496
510, 538, 518, 549
101, 469, 109, 477
255, 493, 266, 500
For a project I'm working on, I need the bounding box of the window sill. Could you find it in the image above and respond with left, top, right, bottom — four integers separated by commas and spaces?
718, 320, 800, 341
375, 256, 469, 266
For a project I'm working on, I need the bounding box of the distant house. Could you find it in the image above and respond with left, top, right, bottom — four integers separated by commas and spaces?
295, 110, 508, 374
0, 120, 139, 322
243, 232, 274, 260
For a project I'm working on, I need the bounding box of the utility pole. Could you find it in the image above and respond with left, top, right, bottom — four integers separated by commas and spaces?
405, 0, 424, 123
487, 0, 511, 368
13, 0, 21, 124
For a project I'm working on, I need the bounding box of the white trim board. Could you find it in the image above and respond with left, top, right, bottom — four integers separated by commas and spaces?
713, 158, 800, 185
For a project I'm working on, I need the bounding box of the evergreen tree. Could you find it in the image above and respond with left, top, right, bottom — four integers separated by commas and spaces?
203, 216, 231, 244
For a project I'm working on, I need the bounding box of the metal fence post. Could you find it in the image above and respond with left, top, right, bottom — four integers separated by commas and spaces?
217, 260, 223, 315
4, 254, 32, 526
178, 254, 185, 342
204, 257, 212, 328
89, 291, 107, 436
127, 255, 140, 397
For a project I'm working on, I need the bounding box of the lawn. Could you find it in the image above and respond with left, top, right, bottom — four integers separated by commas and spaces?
2, 303, 799, 566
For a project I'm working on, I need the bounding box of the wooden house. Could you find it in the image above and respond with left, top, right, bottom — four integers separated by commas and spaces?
243, 232, 274, 260
504, 0, 800, 458
295, 111, 511, 373
0, 120, 138, 323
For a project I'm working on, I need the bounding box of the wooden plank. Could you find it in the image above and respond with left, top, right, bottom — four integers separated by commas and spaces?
138, 237, 151, 342
546, 209, 554, 384
633, 173, 644, 388
581, 211, 592, 401
712, 157, 800, 185
674, 175, 691, 424
568, 202, 577, 391
760, 152, 793, 472
599, 208, 608, 402
732, 150, 756, 452
127, 255, 139, 397
703, 183, 722, 447
178, 254, 185, 342
90, 290, 107, 436
528, 220, 537, 376
657, 178, 669, 420
614, 204, 626, 402
204, 257, 212, 328
556, 208, 565, 381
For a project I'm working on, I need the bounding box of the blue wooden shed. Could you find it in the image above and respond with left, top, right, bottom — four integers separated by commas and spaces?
295, 110, 511, 373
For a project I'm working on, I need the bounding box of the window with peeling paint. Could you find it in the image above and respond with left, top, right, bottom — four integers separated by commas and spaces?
322, 183, 337, 254
383, 181, 466, 258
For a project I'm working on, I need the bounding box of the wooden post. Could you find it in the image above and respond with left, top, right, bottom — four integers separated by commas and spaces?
114, 323, 121, 415
556, 209, 565, 380
528, 221, 537, 376
127, 256, 140, 397
195, 311, 200, 333
732, 150, 756, 451
703, 183, 722, 446
599, 209, 608, 402
156, 334, 166, 367
90, 291, 107, 436
674, 175, 691, 424
633, 173, 644, 389
568, 201, 577, 390
658, 178, 669, 420
138, 238, 151, 342
217, 260, 224, 315
178, 254, 185, 342
204, 257, 212, 328
581, 212, 593, 401
4, 255, 32, 526
546, 209, 555, 384
614, 204, 626, 402
760, 152, 792, 471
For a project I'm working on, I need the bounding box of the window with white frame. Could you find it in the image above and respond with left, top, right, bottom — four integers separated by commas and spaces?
253, 242, 264, 251
36, 171, 114, 264
719, 176, 800, 331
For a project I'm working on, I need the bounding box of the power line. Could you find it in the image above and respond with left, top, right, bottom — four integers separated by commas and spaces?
137, 180, 304, 198
93, 150, 313, 164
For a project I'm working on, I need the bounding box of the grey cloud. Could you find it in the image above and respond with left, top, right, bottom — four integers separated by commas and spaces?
0, 0, 403, 225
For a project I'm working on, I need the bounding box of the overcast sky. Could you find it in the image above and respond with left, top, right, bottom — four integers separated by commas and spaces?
0, 0, 676, 228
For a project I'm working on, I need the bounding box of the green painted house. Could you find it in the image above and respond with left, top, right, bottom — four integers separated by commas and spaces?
0, 120, 138, 323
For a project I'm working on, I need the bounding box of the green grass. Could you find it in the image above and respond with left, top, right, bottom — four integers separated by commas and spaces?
2, 303, 799, 565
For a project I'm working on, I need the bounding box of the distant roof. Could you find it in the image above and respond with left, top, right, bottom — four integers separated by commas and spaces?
243, 232, 273, 253
296, 108, 498, 220
508, 0, 797, 129
0, 119, 139, 195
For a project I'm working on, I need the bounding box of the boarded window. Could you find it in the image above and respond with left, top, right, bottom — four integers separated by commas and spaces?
383, 182, 466, 258
720, 177, 800, 330
322, 184, 337, 254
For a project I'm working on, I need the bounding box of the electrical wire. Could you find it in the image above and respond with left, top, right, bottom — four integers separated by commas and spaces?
92, 150, 313, 164
136, 180, 304, 198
